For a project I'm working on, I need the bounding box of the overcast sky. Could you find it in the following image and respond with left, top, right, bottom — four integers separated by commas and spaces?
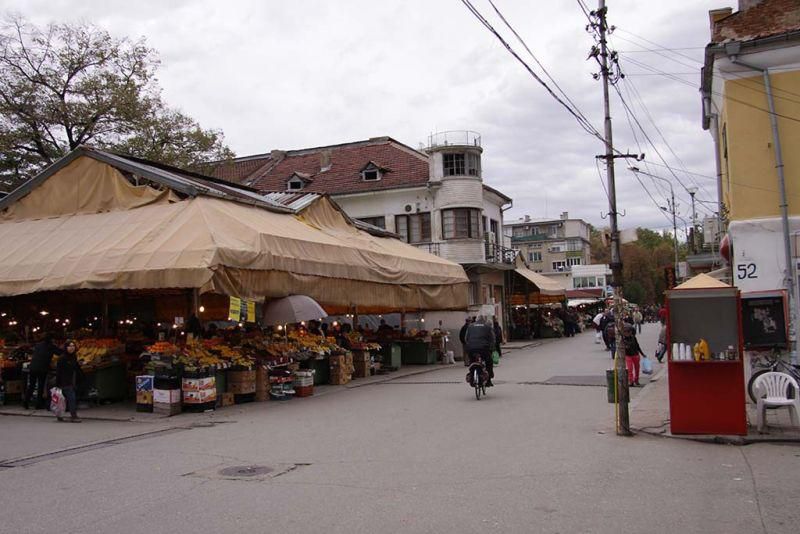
2, 0, 734, 233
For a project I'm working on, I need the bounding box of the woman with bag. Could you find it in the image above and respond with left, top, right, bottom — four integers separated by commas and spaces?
55, 340, 83, 423
622, 325, 647, 387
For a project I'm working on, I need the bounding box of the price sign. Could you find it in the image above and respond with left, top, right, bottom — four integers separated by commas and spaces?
246, 301, 256, 323
228, 297, 242, 321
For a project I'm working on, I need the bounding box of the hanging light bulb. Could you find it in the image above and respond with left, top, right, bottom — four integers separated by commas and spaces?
277, 325, 283, 331
199, 306, 205, 313
39, 310, 49, 316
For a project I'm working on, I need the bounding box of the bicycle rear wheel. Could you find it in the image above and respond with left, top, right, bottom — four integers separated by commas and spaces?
474, 369, 481, 400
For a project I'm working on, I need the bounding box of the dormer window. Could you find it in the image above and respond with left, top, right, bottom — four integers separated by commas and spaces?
360, 162, 386, 182
287, 172, 313, 191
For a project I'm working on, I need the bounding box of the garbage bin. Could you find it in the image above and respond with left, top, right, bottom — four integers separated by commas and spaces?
606, 369, 616, 403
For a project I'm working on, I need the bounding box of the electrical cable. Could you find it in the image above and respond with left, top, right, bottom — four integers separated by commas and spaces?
459, 0, 605, 142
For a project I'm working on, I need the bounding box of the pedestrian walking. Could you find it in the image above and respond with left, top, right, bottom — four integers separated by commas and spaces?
459, 317, 473, 366
599, 310, 614, 351
633, 309, 643, 334
23, 333, 63, 410
592, 311, 604, 344
492, 318, 503, 359
655, 320, 667, 363
604, 320, 617, 357
622, 325, 647, 387
55, 340, 83, 422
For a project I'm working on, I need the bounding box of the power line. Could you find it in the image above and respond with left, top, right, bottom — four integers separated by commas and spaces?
459, 0, 605, 141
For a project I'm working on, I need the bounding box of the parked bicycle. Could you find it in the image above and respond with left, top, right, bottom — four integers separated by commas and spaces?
747, 350, 800, 404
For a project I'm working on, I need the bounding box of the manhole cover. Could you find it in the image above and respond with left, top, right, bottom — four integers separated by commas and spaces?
218, 465, 272, 477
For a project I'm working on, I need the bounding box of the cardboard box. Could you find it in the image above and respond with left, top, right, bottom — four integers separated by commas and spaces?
153, 389, 181, 404
182, 377, 215, 392
227, 381, 256, 394
136, 391, 153, 404
220, 392, 235, 407
183, 389, 216, 404
294, 385, 313, 397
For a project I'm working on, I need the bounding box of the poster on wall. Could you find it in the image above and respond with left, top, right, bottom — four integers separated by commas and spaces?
741, 291, 788, 349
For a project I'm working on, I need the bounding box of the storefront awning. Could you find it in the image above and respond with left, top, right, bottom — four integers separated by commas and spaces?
0, 150, 469, 313
513, 267, 566, 296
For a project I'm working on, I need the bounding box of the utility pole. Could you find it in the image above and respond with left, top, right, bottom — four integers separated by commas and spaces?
688, 186, 698, 254
594, 0, 630, 436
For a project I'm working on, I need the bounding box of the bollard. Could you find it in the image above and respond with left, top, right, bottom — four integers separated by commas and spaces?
606, 369, 616, 403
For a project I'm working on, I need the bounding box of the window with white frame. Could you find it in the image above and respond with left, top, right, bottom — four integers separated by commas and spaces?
567, 257, 582, 267
395, 213, 431, 243
442, 208, 481, 239
443, 152, 480, 177
552, 260, 567, 271
287, 178, 304, 191
532, 251, 542, 262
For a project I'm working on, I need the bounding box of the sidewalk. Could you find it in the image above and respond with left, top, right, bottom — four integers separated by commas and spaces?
0, 363, 460, 424
630, 365, 800, 444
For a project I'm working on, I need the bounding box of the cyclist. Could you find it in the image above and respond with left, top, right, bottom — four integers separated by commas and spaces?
464, 315, 495, 387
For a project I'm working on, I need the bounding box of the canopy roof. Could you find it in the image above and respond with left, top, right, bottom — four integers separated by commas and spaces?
674, 273, 731, 290
512, 256, 566, 296
0, 148, 468, 312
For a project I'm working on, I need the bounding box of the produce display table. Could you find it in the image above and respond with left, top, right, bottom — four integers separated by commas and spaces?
397, 340, 436, 365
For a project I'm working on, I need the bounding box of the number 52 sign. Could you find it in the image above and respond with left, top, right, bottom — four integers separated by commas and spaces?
736, 262, 758, 280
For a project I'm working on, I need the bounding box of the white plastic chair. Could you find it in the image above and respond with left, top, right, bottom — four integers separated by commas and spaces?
752, 372, 800, 432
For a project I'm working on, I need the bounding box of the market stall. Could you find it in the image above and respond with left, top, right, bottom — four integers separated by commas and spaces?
0, 147, 469, 413
667, 274, 747, 435
505, 255, 567, 339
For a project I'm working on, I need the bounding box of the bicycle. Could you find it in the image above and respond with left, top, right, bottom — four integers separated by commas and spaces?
747, 349, 800, 404
466, 352, 488, 400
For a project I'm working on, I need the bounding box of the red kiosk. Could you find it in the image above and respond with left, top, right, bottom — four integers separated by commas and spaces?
667, 274, 747, 435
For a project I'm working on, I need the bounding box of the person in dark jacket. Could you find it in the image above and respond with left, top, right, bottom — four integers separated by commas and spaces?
492, 318, 503, 358
23, 333, 63, 410
465, 316, 495, 386
459, 317, 473, 366
55, 340, 83, 422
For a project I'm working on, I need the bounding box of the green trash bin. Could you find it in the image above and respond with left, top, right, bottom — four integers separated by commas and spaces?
606, 369, 615, 403
399, 341, 436, 365
381, 344, 402, 369
93, 363, 128, 402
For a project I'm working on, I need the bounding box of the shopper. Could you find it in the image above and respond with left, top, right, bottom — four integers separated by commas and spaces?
459, 317, 473, 366
604, 320, 617, 358
622, 325, 647, 387
632, 309, 643, 334
492, 318, 503, 359
23, 333, 63, 410
655, 320, 667, 363
599, 310, 614, 351
55, 340, 83, 422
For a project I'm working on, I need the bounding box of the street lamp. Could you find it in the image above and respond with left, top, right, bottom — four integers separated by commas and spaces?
628, 166, 679, 278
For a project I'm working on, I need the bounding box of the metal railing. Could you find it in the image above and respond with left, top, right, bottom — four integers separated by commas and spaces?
485, 241, 516, 264
427, 130, 481, 149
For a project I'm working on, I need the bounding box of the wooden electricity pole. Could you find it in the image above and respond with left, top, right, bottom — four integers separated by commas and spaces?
596, 0, 631, 436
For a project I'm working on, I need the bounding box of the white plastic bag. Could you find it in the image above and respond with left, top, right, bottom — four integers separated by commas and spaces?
641, 356, 653, 375
595, 331, 602, 344
50, 387, 65, 417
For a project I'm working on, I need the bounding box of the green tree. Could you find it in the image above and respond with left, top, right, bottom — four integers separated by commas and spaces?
0, 17, 233, 190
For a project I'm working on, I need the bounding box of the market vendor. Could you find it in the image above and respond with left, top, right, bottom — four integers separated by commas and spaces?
24, 333, 63, 410
308, 320, 323, 336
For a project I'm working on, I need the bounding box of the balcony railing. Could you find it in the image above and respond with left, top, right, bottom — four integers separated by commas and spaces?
485, 241, 516, 264
427, 130, 481, 149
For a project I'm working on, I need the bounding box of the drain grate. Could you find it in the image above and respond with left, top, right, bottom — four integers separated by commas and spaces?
219, 465, 272, 478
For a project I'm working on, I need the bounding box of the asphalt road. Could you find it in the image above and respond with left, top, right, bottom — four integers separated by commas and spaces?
1, 324, 798, 533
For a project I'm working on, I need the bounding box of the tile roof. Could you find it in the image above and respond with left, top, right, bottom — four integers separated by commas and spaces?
712, 0, 800, 43
212, 137, 431, 195
208, 155, 272, 183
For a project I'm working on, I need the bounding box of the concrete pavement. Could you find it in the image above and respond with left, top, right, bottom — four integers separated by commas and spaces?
1, 325, 798, 533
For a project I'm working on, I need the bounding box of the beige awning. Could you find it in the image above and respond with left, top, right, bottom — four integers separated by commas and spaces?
674, 272, 731, 290
0, 153, 468, 312
512, 255, 566, 296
